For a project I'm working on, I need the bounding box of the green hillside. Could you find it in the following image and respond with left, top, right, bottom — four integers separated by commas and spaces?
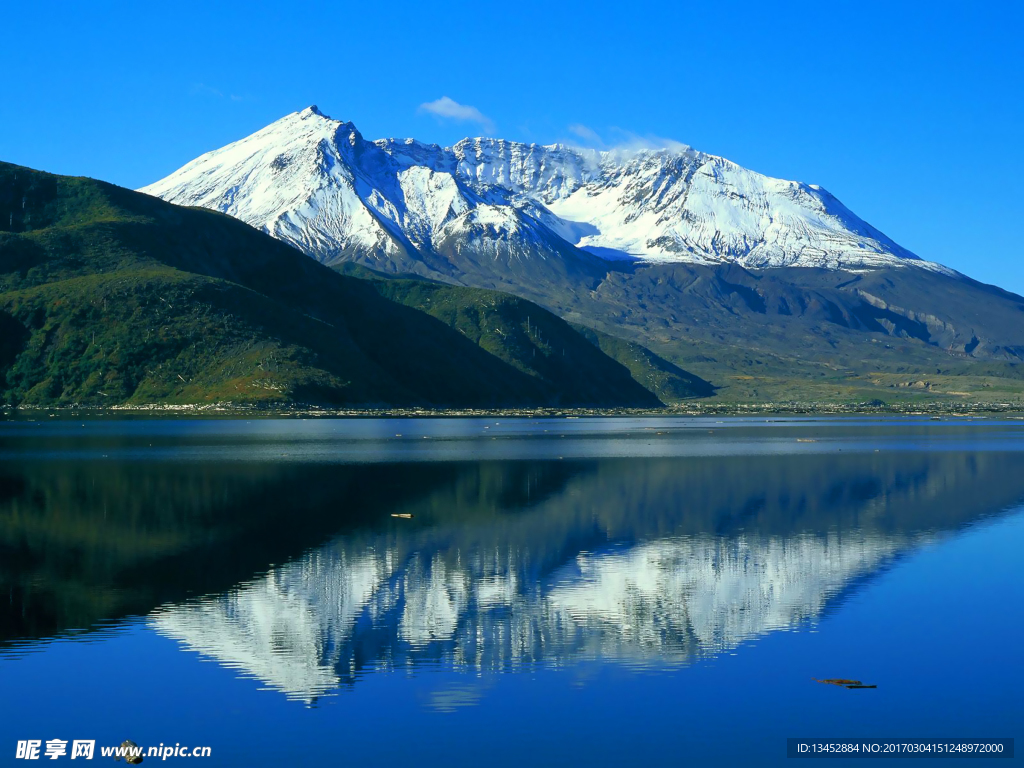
0, 161, 666, 408
335, 263, 713, 402
568, 323, 715, 401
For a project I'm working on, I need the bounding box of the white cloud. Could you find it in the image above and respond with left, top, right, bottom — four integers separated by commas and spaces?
190, 83, 224, 98
563, 124, 691, 156
568, 123, 605, 147
606, 127, 692, 154
190, 83, 248, 102
418, 96, 495, 134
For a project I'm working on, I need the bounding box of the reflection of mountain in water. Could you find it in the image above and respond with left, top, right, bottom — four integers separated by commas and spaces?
153, 528, 920, 702
148, 441, 1024, 702
4, 434, 1024, 689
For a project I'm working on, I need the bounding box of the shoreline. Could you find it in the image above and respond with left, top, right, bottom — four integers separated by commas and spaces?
3, 402, 1023, 420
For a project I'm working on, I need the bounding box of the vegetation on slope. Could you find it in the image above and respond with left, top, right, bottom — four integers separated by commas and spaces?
336, 263, 713, 402
0, 161, 664, 408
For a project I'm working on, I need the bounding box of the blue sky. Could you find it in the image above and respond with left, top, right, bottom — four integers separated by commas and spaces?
2, 0, 1021, 294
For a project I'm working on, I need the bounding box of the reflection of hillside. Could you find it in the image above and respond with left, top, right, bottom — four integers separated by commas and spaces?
150, 451, 1024, 703
0, 460, 579, 646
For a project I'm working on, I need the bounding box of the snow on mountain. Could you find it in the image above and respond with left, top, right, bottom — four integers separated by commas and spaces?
140, 106, 952, 275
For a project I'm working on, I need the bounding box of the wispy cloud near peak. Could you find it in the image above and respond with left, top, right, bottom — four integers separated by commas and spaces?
564, 123, 691, 156
568, 123, 605, 147
418, 96, 495, 135
606, 127, 692, 154
190, 83, 249, 103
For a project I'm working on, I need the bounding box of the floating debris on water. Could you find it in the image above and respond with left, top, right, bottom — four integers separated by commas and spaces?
391, 513, 414, 519
814, 678, 877, 689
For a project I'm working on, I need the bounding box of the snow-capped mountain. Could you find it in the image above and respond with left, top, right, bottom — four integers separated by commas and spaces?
137, 107, 1024, 372
140, 106, 951, 277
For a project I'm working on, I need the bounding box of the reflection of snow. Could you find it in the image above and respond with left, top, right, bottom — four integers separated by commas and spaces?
400, 555, 470, 646
546, 533, 903, 654
152, 549, 387, 699
150, 529, 919, 703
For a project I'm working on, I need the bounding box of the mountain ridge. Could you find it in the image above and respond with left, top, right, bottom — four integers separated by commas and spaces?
141, 106, 953, 277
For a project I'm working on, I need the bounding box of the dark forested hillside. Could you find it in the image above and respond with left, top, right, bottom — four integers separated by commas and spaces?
0, 161, 670, 408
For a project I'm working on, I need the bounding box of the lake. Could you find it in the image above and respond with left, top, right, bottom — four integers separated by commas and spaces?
1, 416, 1021, 766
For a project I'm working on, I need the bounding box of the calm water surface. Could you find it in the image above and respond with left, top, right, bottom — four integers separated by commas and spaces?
1, 416, 1022, 766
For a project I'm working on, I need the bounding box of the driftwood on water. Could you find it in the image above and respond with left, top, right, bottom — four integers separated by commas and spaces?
813, 678, 877, 689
